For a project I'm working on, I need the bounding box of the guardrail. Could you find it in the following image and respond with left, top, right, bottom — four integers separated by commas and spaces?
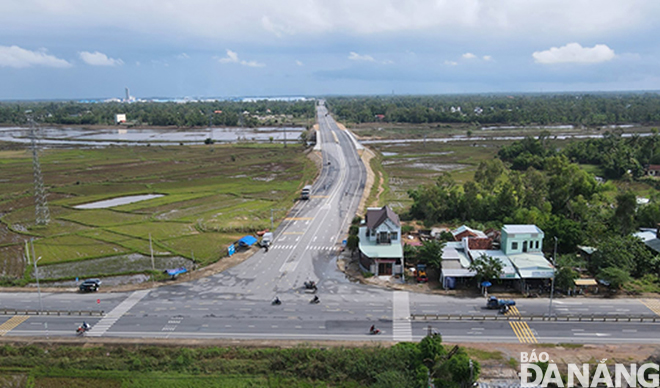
410, 314, 659, 323
1, 309, 104, 316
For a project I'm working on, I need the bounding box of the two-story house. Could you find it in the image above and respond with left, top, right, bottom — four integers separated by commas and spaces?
358, 206, 404, 277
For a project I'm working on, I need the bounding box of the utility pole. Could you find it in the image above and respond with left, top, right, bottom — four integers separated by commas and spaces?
548, 236, 558, 317
30, 238, 44, 313
27, 111, 50, 225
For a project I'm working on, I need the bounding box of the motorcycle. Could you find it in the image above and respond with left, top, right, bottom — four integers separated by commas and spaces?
310, 296, 320, 304
369, 326, 381, 335
76, 323, 90, 336
499, 305, 510, 314
303, 280, 318, 293
272, 297, 282, 305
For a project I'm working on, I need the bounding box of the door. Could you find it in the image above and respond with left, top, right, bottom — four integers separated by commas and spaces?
523, 241, 528, 252
378, 262, 393, 275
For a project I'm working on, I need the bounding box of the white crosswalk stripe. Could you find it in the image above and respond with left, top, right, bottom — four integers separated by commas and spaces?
392, 291, 412, 342
87, 289, 150, 337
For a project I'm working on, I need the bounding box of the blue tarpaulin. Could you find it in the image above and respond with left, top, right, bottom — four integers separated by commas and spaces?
238, 235, 258, 247
165, 267, 187, 278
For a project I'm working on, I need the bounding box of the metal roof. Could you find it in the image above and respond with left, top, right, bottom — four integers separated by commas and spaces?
365, 206, 400, 230
502, 224, 543, 235
358, 227, 403, 259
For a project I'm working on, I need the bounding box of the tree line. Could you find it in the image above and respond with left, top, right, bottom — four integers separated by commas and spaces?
326, 93, 660, 125
0, 100, 316, 127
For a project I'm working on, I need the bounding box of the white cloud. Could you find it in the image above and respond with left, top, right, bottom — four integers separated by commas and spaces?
483, 55, 492, 61
79, 51, 124, 66
348, 52, 375, 62
176, 53, 189, 59
295, 60, 304, 66
444, 60, 458, 66
462, 52, 476, 59
533, 42, 616, 64
382, 59, 394, 65
0, 45, 71, 68
218, 49, 265, 67
2, 1, 658, 45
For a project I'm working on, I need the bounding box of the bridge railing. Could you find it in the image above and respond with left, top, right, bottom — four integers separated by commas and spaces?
1, 309, 104, 316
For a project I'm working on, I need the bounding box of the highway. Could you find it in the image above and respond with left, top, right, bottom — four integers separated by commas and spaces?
2, 103, 660, 345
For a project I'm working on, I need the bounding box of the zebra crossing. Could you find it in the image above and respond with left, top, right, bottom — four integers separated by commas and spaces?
87, 289, 150, 337
392, 291, 412, 342
270, 245, 335, 251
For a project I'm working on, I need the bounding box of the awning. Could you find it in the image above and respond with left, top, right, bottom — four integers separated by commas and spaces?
575, 278, 597, 286
238, 235, 258, 247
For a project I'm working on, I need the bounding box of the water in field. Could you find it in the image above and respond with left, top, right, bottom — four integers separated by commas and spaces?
74, 194, 164, 209
0, 126, 304, 146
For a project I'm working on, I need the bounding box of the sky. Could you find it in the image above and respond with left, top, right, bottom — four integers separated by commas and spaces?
1, 0, 660, 100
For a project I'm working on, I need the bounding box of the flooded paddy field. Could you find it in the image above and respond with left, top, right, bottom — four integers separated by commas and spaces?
0, 142, 316, 284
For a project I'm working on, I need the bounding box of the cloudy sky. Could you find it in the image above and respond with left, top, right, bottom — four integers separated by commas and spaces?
1, 0, 659, 100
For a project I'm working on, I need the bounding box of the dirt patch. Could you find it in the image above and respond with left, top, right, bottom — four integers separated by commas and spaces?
356, 147, 376, 215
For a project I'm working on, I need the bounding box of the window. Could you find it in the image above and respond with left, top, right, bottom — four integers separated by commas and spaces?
535, 241, 539, 249
512, 242, 518, 250
379, 231, 388, 243
391, 232, 398, 241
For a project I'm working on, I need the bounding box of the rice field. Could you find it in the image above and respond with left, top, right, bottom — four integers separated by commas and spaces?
0, 142, 316, 280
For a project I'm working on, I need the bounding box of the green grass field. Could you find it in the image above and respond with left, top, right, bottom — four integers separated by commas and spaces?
0, 143, 316, 279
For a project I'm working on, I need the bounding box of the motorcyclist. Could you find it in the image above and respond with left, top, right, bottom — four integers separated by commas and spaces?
312, 295, 319, 303
82, 321, 90, 331
273, 296, 281, 305
370, 325, 376, 333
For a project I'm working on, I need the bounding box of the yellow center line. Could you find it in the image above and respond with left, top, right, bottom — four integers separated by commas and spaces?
310, 195, 329, 198
284, 217, 314, 221
509, 321, 538, 344
0, 316, 29, 336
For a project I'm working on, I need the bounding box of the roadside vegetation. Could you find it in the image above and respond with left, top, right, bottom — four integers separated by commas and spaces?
0, 142, 316, 283
0, 336, 479, 388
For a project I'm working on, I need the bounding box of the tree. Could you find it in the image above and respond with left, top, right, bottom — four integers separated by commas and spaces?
469, 254, 503, 284
417, 240, 445, 270
346, 234, 359, 257
597, 266, 631, 290
612, 191, 637, 236
554, 266, 579, 291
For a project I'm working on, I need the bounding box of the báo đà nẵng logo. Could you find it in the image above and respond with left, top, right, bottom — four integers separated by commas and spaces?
519, 350, 659, 387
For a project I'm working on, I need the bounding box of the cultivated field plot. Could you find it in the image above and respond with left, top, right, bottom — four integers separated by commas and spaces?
0, 143, 315, 280
366, 140, 502, 213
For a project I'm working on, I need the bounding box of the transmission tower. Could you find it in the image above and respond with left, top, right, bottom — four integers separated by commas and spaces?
28, 113, 50, 225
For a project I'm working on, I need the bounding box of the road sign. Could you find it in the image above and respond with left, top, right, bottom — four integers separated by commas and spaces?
228, 244, 235, 256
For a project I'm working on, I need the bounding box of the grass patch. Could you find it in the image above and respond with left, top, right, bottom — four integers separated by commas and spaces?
466, 348, 505, 361
59, 209, 149, 227
106, 222, 197, 241
160, 233, 240, 264
33, 234, 128, 265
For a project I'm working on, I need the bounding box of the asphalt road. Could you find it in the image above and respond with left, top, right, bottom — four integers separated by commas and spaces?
2, 103, 660, 344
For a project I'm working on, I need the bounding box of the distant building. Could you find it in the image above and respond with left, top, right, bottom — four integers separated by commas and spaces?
115, 114, 127, 124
